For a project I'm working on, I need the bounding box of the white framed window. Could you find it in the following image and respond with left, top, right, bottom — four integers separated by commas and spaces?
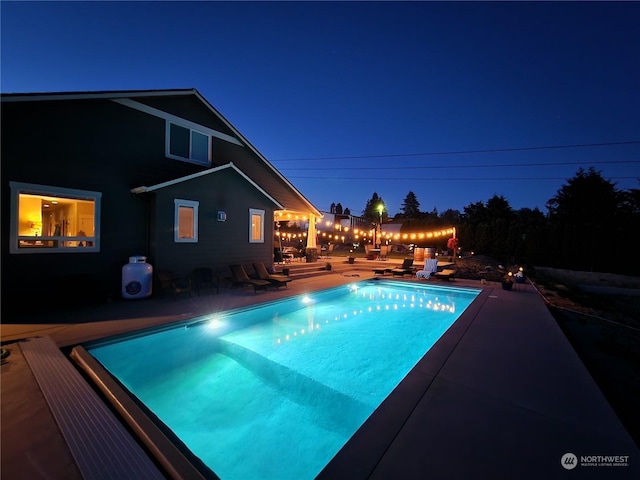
166, 121, 211, 165
9, 181, 101, 254
249, 208, 265, 243
174, 199, 199, 243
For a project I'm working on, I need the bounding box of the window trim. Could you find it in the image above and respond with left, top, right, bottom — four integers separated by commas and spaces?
174, 199, 199, 243
249, 208, 265, 243
9, 181, 101, 254
165, 121, 212, 166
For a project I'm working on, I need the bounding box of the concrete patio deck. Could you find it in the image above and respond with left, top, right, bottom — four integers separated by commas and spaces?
1, 264, 638, 479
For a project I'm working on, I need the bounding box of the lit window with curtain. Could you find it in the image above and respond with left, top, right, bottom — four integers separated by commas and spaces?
9, 181, 101, 253
249, 208, 264, 243
174, 199, 199, 242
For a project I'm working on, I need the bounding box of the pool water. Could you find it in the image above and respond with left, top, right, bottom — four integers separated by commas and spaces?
87, 280, 479, 480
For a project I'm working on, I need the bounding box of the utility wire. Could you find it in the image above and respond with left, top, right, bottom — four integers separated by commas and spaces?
279, 159, 640, 171
285, 175, 639, 181
271, 141, 640, 162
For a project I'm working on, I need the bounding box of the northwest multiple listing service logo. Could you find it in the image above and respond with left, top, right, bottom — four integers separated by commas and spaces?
561, 453, 578, 470
561, 452, 630, 470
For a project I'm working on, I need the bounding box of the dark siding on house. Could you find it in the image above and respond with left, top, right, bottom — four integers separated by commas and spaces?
148, 168, 277, 279
0, 98, 212, 318
136, 96, 237, 138
213, 139, 318, 214
1, 91, 318, 320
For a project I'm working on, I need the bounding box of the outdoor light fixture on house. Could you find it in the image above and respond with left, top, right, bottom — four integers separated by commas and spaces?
217, 211, 227, 222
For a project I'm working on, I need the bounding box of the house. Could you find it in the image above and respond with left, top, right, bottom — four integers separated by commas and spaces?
1, 89, 321, 318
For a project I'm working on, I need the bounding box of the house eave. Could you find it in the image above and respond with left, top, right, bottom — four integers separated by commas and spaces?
130, 162, 284, 210
2, 87, 322, 217
1, 88, 198, 103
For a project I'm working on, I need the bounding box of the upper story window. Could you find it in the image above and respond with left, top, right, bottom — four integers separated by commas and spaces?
112, 98, 243, 165
9, 182, 101, 254
249, 208, 265, 243
174, 199, 199, 243
166, 122, 211, 165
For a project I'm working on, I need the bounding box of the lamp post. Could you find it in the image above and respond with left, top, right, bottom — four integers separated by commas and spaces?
377, 204, 384, 248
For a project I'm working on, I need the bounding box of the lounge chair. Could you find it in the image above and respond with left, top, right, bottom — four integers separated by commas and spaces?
252, 262, 292, 289
416, 258, 439, 279
434, 269, 456, 281
390, 258, 414, 277
373, 267, 392, 275
229, 264, 271, 292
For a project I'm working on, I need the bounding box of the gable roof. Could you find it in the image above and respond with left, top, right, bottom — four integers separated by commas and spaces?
1, 88, 321, 218
131, 162, 284, 209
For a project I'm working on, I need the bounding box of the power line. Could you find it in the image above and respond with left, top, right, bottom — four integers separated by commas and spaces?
286, 175, 639, 181
279, 159, 640, 171
271, 141, 640, 162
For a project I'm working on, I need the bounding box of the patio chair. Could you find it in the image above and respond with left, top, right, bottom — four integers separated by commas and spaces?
252, 262, 292, 289
434, 269, 456, 281
373, 267, 392, 275
285, 247, 304, 262
193, 267, 218, 295
390, 258, 414, 277
325, 244, 335, 258
156, 270, 192, 299
364, 244, 377, 260
416, 258, 439, 279
229, 264, 271, 292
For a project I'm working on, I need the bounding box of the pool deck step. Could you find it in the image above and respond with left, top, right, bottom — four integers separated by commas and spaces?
276, 257, 402, 280
20, 336, 165, 480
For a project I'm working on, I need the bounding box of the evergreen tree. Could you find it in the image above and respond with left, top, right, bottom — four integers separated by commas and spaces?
546, 167, 622, 271
486, 195, 513, 219
363, 192, 386, 224
462, 201, 488, 225
546, 167, 619, 221
400, 191, 421, 218
440, 209, 462, 226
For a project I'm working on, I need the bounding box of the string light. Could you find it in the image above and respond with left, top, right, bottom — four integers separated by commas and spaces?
316, 227, 456, 241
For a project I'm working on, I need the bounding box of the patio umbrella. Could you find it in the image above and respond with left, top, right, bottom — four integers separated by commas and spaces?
306, 214, 317, 248
276, 221, 283, 253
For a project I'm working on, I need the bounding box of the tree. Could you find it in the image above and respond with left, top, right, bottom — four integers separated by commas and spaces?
462, 201, 488, 225
362, 192, 386, 224
400, 191, 421, 218
546, 168, 622, 271
440, 208, 462, 227
458, 197, 516, 259
486, 195, 513, 219
546, 167, 619, 221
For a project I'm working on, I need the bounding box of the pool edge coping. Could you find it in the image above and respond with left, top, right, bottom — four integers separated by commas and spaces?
316, 287, 490, 478
69, 280, 485, 480
70, 346, 218, 480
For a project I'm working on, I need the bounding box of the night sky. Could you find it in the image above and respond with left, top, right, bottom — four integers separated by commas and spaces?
2, 1, 638, 215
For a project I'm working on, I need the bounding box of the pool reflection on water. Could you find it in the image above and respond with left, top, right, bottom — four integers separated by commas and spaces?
86, 280, 480, 480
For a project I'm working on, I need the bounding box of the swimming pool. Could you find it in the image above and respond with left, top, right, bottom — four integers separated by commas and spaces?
82, 280, 480, 479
